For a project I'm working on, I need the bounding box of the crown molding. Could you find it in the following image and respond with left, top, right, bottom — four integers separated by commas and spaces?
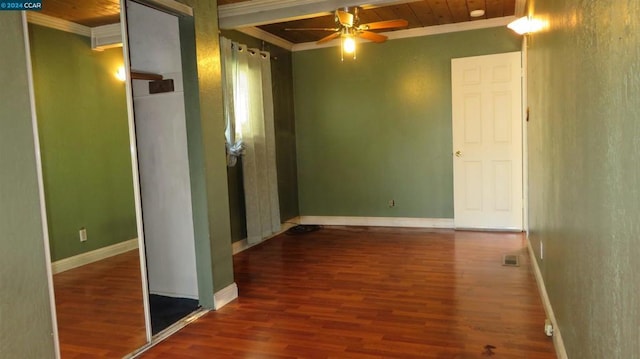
92, 23, 123, 50
291, 16, 517, 52
236, 27, 294, 51
26, 12, 91, 37
141, 0, 193, 17
218, 0, 422, 29
26, 12, 123, 50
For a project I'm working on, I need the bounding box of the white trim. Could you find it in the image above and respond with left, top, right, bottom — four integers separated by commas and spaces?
51, 238, 139, 274
384, 16, 515, 40
22, 12, 61, 359
232, 219, 300, 254
141, 0, 193, 17
292, 16, 516, 51
527, 237, 568, 359
91, 23, 123, 50
521, 37, 529, 233
213, 283, 238, 310
120, 1, 153, 341
26, 12, 91, 37
123, 308, 209, 359
231, 239, 250, 255
298, 216, 454, 228
237, 27, 294, 51
218, 0, 422, 29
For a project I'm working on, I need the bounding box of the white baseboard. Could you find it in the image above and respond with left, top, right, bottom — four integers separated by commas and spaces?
298, 216, 455, 229
52, 238, 139, 274
232, 218, 301, 255
527, 237, 568, 359
213, 282, 238, 310
232, 217, 453, 255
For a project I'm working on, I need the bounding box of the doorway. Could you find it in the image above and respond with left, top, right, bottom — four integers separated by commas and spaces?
451, 52, 523, 230
124, 0, 200, 335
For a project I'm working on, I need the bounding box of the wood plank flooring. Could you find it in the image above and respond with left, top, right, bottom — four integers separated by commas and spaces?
140, 227, 556, 359
53, 249, 147, 358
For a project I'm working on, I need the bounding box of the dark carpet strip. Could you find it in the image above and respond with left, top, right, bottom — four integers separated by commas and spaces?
149, 294, 199, 334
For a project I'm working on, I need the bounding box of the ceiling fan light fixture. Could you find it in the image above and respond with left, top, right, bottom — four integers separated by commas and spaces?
470, 9, 485, 17
343, 36, 356, 54
286, 7, 406, 61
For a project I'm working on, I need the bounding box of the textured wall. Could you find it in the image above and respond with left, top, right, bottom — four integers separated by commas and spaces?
0, 13, 56, 358
527, 0, 640, 357
29, 25, 137, 261
221, 29, 299, 242
293, 27, 520, 218
175, 0, 235, 304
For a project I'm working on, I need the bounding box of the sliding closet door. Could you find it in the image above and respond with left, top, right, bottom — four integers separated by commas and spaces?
125, 0, 199, 334
26, 1, 150, 356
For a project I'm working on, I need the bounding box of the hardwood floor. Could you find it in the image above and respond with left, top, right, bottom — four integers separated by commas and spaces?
140, 227, 556, 359
53, 249, 147, 358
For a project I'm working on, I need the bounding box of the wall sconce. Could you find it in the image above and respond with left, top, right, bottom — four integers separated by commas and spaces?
115, 66, 126, 82
507, 16, 545, 35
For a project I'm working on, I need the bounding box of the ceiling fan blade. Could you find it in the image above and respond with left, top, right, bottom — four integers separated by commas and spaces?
284, 27, 340, 32
358, 31, 387, 43
358, 19, 408, 31
317, 32, 341, 44
336, 10, 354, 27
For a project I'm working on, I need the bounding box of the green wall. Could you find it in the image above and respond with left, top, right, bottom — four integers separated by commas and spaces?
29, 25, 137, 261
176, 0, 235, 304
0, 13, 56, 358
293, 27, 521, 218
527, 1, 640, 357
221, 30, 299, 242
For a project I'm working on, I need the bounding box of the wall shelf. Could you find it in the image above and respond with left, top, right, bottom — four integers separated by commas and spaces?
131, 71, 163, 81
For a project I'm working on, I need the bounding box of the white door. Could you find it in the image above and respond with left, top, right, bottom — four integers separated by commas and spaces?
451, 52, 523, 230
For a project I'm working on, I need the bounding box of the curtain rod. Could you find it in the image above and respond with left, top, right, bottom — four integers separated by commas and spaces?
224, 36, 278, 60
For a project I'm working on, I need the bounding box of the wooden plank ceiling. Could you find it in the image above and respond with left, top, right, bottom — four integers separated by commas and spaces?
39, 0, 516, 43
40, 0, 120, 27
258, 0, 516, 43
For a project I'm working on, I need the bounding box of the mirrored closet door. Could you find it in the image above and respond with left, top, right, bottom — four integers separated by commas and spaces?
28, 0, 203, 355
26, 0, 149, 356
123, 0, 201, 335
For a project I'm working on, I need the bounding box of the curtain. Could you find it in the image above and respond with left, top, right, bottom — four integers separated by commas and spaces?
221, 37, 281, 244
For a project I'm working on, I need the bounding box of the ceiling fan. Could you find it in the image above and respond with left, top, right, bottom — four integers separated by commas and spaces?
285, 7, 408, 59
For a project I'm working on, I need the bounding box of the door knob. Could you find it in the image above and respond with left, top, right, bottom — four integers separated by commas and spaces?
455, 150, 462, 157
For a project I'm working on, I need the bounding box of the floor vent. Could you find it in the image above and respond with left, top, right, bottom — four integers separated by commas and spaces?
502, 254, 520, 267
286, 224, 321, 235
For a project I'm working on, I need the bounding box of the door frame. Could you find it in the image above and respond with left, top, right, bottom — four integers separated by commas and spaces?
122, 0, 204, 343
26, 0, 208, 355
21, 12, 62, 359
521, 38, 529, 233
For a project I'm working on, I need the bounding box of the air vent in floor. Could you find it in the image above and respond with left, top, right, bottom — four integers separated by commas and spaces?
502, 254, 520, 267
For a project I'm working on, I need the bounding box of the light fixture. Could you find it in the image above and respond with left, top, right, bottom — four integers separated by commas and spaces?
507, 16, 545, 35
470, 9, 485, 17
340, 28, 356, 61
343, 36, 356, 54
115, 66, 126, 82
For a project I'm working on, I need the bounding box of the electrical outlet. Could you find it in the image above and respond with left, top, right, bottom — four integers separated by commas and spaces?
388, 199, 395, 208
540, 240, 544, 260
544, 319, 553, 337
79, 228, 87, 242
